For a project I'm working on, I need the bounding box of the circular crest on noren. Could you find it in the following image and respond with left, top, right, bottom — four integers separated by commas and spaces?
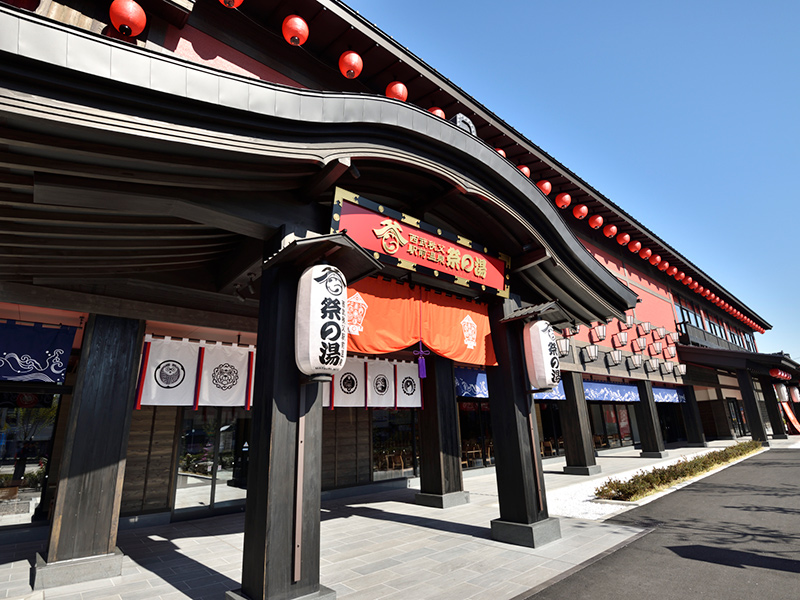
401, 376, 416, 396
155, 360, 185, 389
373, 374, 389, 395
340, 372, 358, 394
212, 363, 239, 391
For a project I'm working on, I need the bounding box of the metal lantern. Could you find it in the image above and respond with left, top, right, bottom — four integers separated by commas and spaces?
109, 0, 146, 37
282, 15, 309, 45
338, 51, 363, 79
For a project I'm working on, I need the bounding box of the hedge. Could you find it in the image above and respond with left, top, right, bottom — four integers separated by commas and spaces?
594, 440, 763, 502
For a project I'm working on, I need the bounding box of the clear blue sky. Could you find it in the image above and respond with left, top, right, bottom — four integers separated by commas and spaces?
344, 0, 800, 359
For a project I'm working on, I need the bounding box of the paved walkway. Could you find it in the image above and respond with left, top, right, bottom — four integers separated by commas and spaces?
1, 439, 797, 600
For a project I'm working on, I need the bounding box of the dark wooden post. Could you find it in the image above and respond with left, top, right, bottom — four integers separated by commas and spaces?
485, 300, 561, 547
560, 370, 601, 475
736, 369, 769, 445
755, 375, 788, 440
679, 386, 708, 447
634, 380, 668, 458
229, 252, 334, 600
33, 315, 144, 590
415, 353, 469, 508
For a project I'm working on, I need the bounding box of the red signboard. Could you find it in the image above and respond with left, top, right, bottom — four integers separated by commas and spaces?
332, 188, 509, 296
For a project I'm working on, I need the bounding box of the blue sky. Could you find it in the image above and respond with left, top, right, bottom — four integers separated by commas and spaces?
344, 0, 800, 359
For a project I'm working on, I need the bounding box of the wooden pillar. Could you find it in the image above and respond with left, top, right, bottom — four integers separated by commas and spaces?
736, 369, 769, 444
230, 253, 334, 600
33, 315, 144, 590
679, 386, 708, 447
634, 380, 668, 458
560, 371, 601, 475
485, 301, 560, 548
415, 353, 469, 508
755, 375, 788, 439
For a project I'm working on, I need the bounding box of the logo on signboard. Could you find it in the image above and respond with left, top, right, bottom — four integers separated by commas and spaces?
372, 219, 408, 255
373, 374, 389, 396
347, 291, 368, 335
155, 360, 186, 389
212, 363, 239, 391
340, 372, 358, 394
401, 376, 416, 396
461, 314, 477, 349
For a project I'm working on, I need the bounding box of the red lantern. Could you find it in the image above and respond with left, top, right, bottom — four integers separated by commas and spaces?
339, 51, 363, 79
518, 165, 531, 177
649, 254, 661, 266
428, 107, 445, 118
536, 180, 552, 195
603, 224, 618, 238
573, 204, 588, 219
675, 271, 685, 281
109, 0, 146, 37
282, 15, 309, 45
667, 266, 678, 276
659, 261, 670, 271
555, 193, 571, 209
628, 240, 642, 253
588, 215, 604, 229
695, 286, 704, 295
220, 0, 244, 8
690, 282, 699, 290
638, 247, 652, 260
616, 232, 631, 246
495, 148, 507, 157
684, 276, 693, 286
770, 368, 781, 378
386, 81, 408, 101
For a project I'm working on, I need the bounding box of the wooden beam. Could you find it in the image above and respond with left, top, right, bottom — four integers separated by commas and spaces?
511, 247, 552, 273
300, 157, 351, 199
0, 281, 258, 332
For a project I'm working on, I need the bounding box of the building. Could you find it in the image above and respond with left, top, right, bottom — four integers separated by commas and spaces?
0, 1, 796, 599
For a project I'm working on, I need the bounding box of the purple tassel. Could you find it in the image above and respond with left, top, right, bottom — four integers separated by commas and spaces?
413, 342, 430, 379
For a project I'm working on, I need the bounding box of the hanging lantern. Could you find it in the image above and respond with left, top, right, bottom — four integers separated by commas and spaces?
220, 0, 244, 8
667, 266, 678, 276
338, 51, 363, 79
555, 192, 571, 209
659, 260, 670, 271
628, 240, 642, 253
695, 286, 705, 295
684, 276, 693, 286
295, 265, 348, 376
649, 254, 661, 266
675, 271, 685, 281
536, 180, 552, 195
572, 204, 588, 219
603, 224, 618, 238
616, 232, 630, 246
770, 368, 781, 379
109, 0, 146, 37
495, 148, 507, 157
282, 14, 309, 45
523, 321, 561, 390
428, 107, 445, 118
385, 81, 408, 101
588, 214, 603, 229
518, 165, 531, 177
690, 282, 699, 290
638, 247, 652, 260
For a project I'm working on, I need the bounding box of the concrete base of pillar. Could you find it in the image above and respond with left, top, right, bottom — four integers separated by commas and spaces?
491, 517, 561, 548
685, 442, 709, 447
33, 548, 124, 590
563, 464, 602, 476
771, 434, 789, 440
225, 585, 336, 600
414, 491, 470, 509
640, 451, 670, 459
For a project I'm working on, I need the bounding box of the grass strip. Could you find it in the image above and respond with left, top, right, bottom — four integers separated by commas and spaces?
594, 440, 763, 502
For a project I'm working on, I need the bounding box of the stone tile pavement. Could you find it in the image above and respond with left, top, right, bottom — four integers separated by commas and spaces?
2, 438, 796, 600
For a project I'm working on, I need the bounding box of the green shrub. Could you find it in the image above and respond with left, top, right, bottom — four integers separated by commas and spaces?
595, 440, 762, 502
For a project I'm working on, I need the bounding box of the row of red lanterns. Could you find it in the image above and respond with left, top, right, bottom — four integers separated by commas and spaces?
769, 368, 791, 381
530, 177, 764, 335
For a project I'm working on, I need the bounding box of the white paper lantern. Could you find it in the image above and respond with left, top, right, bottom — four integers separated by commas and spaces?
295, 264, 348, 376
790, 386, 800, 403
523, 320, 560, 390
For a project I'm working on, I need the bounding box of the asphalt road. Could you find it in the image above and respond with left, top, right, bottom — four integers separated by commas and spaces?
525, 449, 800, 600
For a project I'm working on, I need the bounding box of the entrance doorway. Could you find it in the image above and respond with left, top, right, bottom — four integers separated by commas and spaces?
726, 398, 749, 437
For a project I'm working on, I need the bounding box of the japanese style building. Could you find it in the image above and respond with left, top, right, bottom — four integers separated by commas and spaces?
0, 1, 797, 599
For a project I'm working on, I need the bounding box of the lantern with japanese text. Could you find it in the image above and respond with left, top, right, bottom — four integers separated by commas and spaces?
295, 265, 348, 377
523, 321, 560, 390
